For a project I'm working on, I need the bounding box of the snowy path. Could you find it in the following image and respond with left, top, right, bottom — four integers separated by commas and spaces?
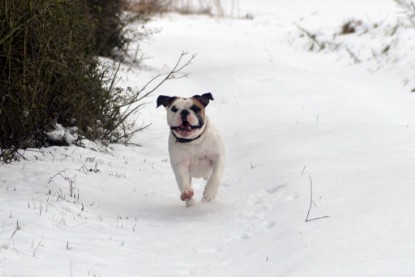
2, 1, 415, 276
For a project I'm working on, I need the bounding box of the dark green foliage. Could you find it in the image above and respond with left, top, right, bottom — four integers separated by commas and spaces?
0, 0, 125, 161
87, 0, 128, 57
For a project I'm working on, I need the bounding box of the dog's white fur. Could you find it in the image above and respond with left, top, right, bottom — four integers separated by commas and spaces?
157, 93, 225, 206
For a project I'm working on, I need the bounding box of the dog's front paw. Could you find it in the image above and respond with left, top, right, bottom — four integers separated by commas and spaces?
202, 191, 216, 203
185, 198, 195, 207
180, 190, 194, 201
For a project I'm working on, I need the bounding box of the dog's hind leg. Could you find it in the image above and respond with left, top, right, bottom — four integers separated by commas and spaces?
202, 157, 225, 202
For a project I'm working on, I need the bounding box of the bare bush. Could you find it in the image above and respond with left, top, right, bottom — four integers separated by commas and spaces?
395, 0, 415, 26
0, 0, 194, 163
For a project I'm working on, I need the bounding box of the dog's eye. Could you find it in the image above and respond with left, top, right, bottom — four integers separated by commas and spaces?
190, 105, 200, 113
171, 106, 178, 113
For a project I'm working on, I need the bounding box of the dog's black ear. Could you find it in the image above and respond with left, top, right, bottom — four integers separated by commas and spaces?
192, 92, 214, 107
157, 95, 177, 108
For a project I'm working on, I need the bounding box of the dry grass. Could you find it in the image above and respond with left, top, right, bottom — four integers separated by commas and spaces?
124, 0, 224, 17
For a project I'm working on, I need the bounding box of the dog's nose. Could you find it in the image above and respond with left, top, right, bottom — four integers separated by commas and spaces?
181, 110, 189, 121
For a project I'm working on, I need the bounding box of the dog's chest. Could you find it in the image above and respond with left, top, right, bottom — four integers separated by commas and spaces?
188, 151, 213, 179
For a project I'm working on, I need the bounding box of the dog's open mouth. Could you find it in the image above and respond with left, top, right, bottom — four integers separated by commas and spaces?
172, 121, 194, 137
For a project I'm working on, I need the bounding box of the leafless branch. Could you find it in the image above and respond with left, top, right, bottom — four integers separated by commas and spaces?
301, 165, 307, 175
394, 0, 415, 26
103, 52, 196, 140
10, 220, 21, 239
305, 175, 330, 223
295, 24, 325, 51
345, 47, 361, 64
48, 169, 68, 184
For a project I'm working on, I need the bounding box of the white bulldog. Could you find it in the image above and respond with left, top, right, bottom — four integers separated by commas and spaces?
157, 93, 225, 206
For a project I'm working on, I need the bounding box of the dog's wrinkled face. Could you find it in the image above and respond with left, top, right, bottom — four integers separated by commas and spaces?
157, 93, 214, 139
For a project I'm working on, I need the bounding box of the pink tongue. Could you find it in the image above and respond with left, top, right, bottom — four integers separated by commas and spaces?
177, 123, 192, 137
177, 129, 192, 137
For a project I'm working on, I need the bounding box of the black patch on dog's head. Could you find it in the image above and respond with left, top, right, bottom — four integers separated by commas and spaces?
192, 93, 214, 107
156, 95, 177, 108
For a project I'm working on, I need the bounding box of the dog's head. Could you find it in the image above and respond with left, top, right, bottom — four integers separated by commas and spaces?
157, 93, 214, 139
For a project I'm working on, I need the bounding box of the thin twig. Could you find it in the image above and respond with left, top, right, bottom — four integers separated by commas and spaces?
10, 220, 21, 239
345, 47, 361, 64
301, 165, 307, 175
295, 24, 325, 51
33, 241, 42, 257
48, 169, 68, 184
394, 0, 415, 27
104, 52, 195, 138
305, 175, 329, 222
108, 61, 122, 92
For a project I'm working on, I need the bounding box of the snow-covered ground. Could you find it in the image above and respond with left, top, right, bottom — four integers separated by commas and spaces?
2, 0, 415, 276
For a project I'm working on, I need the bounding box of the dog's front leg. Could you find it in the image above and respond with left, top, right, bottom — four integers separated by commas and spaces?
202, 157, 225, 202
172, 162, 194, 204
